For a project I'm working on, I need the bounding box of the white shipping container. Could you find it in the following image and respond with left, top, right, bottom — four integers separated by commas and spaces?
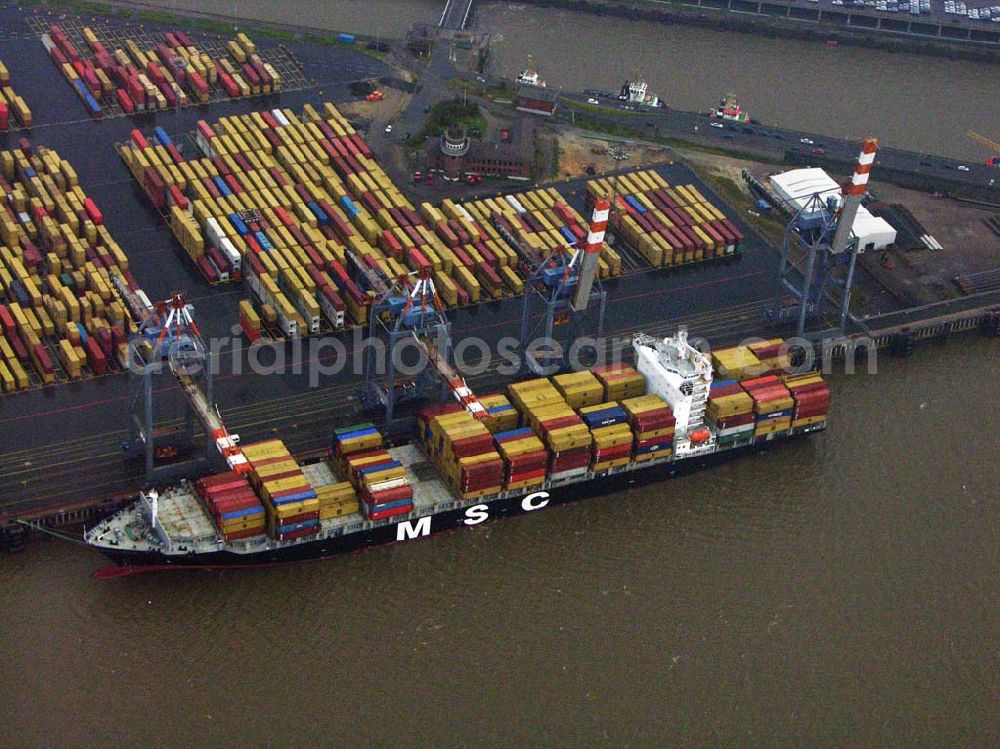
219, 237, 241, 273
275, 302, 298, 337
205, 217, 226, 248
271, 108, 290, 127
504, 195, 526, 214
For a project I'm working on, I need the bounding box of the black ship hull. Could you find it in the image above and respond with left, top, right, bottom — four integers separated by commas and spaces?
95, 430, 817, 569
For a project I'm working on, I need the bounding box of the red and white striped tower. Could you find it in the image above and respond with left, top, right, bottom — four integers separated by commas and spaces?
832, 137, 879, 253
571, 197, 611, 311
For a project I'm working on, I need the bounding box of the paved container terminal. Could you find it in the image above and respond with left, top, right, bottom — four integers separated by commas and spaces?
0, 5, 995, 528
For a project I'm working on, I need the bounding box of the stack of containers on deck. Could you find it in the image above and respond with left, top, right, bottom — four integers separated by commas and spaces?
740, 376, 795, 440
580, 402, 634, 471
782, 373, 831, 430
421, 407, 504, 499
241, 439, 320, 540
747, 338, 790, 374
493, 428, 548, 490
333, 423, 413, 520
621, 395, 676, 461
513, 379, 592, 480
551, 371, 605, 409
705, 380, 756, 447
711, 344, 763, 381
195, 471, 265, 540
479, 392, 519, 433
592, 363, 647, 402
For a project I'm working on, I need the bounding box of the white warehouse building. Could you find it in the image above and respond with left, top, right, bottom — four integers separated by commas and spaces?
769, 167, 897, 252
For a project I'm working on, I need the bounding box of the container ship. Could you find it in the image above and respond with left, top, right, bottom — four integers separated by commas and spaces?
86, 330, 832, 567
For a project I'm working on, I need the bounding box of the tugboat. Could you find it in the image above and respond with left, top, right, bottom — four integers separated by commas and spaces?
516, 55, 546, 88
616, 76, 662, 108
711, 93, 750, 123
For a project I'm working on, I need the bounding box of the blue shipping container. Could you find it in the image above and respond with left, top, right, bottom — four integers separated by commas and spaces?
220, 506, 264, 521
271, 488, 318, 505
495, 428, 534, 441
228, 213, 250, 236
276, 519, 321, 534
254, 231, 274, 251
307, 201, 329, 226
337, 33, 356, 44
581, 406, 627, 429
358, 460, 402, 476
77, 323, 89, 343
337, 426, 380, 442
153, 126, 172, 147
624, 195, 647, 214
559, 226, 578, 246
213, 176, 232, 196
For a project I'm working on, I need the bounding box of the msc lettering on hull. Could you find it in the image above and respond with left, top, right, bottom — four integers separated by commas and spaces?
395, 492, 552, 542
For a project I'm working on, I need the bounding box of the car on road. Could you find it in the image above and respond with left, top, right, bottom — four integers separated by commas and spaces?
384, 124, 393, 134
710, 122, 725, 129
811, 147, 826, 155
587, 97, 599, 105
957, 165, 970, 171
475, 75, 487, 83
800, 137, 815, 145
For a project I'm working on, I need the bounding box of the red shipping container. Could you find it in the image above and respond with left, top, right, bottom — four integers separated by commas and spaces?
450, 434, 496, 457
116, 89, 135, 114
199, 471, 247, 489
367, 504, 413, 522
713, 413, 756, 430
365, 485, 414, 504
84, 337, 107, 374
196, 256, 218, 282
0, 304, 16, 334
793, 405, 829, 419
275, 525, 320, 541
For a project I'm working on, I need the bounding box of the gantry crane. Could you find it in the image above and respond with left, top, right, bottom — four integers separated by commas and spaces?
515, 198, 611, 374
769, 138, 879, 337
359, 264, 487, 434
124, 292, 249, 483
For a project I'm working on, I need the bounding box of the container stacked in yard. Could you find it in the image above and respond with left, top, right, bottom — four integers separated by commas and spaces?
0, 58, 34, 129
592, 363, 647, 402
195, 471, 266, 541
587, 169, 744, 268
705, 380, 756, 447
242, 439, 321, 540
621, 395, 676, 462
333, 423, 413, 520
493, 428, 549, 490
0, 144, 141, 391
453, 187, 621, 287
420, 406, 504, 499
740, 376, 795, 440
782, 373, 831, 430
121, 101, 498, 335
42, 24, 280, 117
237, 299, 261, 342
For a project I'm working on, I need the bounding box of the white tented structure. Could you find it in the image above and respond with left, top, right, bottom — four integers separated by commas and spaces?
769, 167, 896, 252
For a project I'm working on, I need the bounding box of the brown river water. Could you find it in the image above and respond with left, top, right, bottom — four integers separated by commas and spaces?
2, 2, 998, 746
2, 343, 997, 746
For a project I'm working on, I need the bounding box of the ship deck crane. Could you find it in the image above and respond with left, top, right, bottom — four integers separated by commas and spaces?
124, 292, 249, 483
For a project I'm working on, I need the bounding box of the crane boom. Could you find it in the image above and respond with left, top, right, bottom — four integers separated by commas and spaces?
418, 334, 488, 420
570, 198, 611, 311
